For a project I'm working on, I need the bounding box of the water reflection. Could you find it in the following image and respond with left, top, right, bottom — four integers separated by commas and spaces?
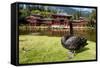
35, 28, 96, 42
73, 28, 96, 42
19, 26, 96, 42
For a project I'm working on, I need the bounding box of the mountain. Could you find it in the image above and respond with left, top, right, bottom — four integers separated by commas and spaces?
47, 6, 91, 17
19, 4, 91, 18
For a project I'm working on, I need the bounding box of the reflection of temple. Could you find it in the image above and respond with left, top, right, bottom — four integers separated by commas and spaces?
26, 13, 88, 28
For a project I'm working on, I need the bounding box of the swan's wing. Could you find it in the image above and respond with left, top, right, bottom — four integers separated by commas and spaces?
64, 36, 81, 50
61, 35, 72, 46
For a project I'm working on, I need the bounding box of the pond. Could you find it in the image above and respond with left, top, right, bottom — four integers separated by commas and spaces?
73, 28, 96, 42
31, 28, 96, 42
19, 26, 96, 42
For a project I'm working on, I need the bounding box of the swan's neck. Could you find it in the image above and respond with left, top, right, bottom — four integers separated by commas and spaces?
69, 22, 74, 35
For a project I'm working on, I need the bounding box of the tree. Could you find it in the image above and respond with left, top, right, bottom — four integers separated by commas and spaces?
88, 9, 96, 27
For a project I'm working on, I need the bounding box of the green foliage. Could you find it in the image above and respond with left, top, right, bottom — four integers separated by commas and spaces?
19, 5, 56, 19
31, 10, 40, 15
72, 11, 81, 20
19, 9, 30, 18
88, 9, 96, 27
90, 10, 96, 20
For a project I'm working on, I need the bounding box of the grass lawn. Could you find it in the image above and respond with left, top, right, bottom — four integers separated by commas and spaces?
19, 35, 96, 64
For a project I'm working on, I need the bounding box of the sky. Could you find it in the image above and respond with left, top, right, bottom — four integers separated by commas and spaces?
72, 7, 95, 12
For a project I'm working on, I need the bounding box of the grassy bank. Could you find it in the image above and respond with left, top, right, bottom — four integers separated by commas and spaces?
19, 35, 96, 64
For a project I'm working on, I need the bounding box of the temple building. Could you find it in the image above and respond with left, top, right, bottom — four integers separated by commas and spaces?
25, 13, 88, 28
51, 13, 72, 28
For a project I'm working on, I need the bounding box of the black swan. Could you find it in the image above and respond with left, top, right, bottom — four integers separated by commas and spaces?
61, 21, 88, 59
61, 35, 88, 59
